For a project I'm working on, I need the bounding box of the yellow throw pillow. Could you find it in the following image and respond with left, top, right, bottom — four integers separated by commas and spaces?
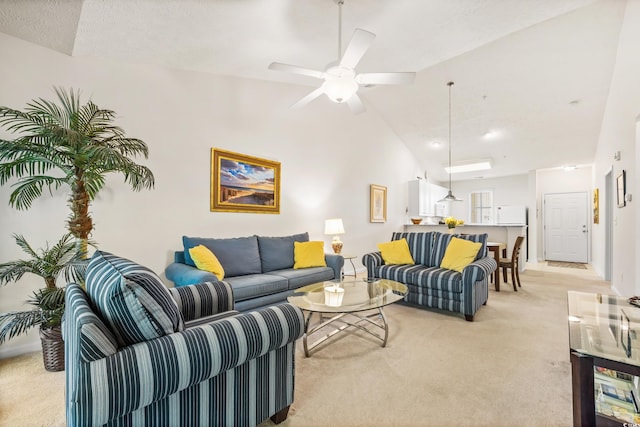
377, 238, 415, 265
293, 241, 327, 269
188, 245, 225, 280
440, 237, 482, 273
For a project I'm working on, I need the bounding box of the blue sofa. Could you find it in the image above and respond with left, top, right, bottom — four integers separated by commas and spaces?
165, 233, 344, 311
65, 250, 304, 426
362, 232, 497, 321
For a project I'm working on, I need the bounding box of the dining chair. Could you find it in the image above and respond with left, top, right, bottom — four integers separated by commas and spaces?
498, 236, 525, 291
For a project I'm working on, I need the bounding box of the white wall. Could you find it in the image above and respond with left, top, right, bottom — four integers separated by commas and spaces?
0, 33, 421, 357
447, 174, 530, 223
591, 1, 640, 296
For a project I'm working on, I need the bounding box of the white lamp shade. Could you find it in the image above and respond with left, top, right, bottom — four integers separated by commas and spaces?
324, 218, 345, 235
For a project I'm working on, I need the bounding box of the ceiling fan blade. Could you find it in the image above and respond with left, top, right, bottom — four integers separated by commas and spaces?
339, 28, 375, 70
346, 94, 365, 114
268, 62, 325, 79
356, 72, 416, 85
291, 87, 325, 109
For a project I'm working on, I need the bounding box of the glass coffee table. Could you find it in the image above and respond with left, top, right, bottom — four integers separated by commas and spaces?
287, 279, 408, 357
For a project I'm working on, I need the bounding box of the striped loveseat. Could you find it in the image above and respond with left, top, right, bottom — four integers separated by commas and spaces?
64, 251, 304, 427
362, 232, 497, 321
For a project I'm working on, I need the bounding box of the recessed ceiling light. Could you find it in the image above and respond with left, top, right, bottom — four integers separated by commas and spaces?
563, 165, 577, 171
482, 130, 502, 140
430, 140, 442, 148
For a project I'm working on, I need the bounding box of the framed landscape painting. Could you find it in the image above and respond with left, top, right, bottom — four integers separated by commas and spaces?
211, 148, 280, 214
370, 184, 387, 223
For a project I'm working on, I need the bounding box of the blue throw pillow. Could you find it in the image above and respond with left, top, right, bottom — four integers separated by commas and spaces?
257, 232, 309, 272
85, 251, 184, 347
182, 235, 262, 277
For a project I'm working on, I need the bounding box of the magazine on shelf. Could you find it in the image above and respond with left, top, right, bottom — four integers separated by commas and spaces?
595, 371, 640, 413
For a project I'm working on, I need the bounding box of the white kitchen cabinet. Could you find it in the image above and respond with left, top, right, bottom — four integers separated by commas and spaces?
408, 180, 450, 217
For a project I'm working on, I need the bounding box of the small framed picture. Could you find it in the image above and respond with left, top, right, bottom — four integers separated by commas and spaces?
370, 184, 387, 223
617, 170, 626, 208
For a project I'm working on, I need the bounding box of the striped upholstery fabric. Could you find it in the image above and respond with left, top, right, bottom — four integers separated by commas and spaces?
65, 283, 305, 427
412, 267, 463, 293
63, 283, 118, 363
362, 232, 497, 321
429, 233, 488, 265
429, 232, 455, 267
390, 232, 434, 265
86, 251, 184, 346
169, 281, 234, 322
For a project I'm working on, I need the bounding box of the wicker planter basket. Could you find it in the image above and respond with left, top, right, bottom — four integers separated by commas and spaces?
40, 326, 65, 372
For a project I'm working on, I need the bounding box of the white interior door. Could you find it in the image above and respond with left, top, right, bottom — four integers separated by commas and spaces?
544, 192, 589, 263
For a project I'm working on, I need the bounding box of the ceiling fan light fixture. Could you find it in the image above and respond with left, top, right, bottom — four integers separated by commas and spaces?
322, 66, 358, 103
267, 0, 415, 113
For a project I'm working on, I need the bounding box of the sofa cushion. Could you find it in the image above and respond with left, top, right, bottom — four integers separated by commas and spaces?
189, 245, 225, 280
224, 274, 289, 302
183, 235, 262, 277
391, 232, 434, 266
85, 251, 184, 347
411, 266, 464, 293
375, 263, 426, 284
429, 232, 455, 267
293, 241, 327, 269
257, 232, 309, 272
378, 238, 415, 265
440, 237, 482, 272
265, 267, 335, 290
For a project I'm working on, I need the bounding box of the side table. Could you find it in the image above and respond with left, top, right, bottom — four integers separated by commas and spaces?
341, 255, 357, 278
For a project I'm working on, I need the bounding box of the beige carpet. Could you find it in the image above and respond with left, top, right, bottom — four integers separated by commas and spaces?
0, 267, 610, 427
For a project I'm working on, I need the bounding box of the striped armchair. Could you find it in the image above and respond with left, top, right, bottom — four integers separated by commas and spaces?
362, 232, 497, 321
64, 251, 304, 427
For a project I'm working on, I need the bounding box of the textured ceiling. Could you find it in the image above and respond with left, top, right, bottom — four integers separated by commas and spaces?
0, 0, 627, 181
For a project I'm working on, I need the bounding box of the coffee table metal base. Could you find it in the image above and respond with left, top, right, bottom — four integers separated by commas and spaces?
302, 307, 389, 357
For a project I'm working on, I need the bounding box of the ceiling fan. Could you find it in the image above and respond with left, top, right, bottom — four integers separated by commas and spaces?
268, 0, 416, 114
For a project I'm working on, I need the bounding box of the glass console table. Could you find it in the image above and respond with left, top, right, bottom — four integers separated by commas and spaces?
568, 291, 640, 426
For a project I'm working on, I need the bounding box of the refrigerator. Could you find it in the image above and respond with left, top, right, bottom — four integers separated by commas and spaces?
495, 205, 527, 225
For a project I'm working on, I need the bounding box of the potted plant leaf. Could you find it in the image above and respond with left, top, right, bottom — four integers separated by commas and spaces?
0, 87, 155, 254
0, 233, 85, 371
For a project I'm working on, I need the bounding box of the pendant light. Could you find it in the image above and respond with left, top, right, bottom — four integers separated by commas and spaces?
438, 81, 463, 202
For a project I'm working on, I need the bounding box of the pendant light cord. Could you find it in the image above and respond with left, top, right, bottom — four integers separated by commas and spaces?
338, 0, 344, 61
448, 81, 454, 193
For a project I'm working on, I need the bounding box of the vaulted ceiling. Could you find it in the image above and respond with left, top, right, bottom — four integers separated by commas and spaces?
0, 0, 627, 181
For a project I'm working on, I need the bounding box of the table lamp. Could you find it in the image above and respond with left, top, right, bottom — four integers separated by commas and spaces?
324, 218, 345, 254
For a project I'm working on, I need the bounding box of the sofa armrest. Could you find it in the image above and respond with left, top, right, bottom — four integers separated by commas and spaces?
71, 303, 305, 426
362, 251, 384, 279
324, 253, 344, 279
168, 281, 234, 321
165, 261, 219, 286
461, 256, 497, 284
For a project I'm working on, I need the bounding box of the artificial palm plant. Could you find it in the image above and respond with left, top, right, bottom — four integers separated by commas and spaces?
0, 87, 155, 253
0, 233, 85, 371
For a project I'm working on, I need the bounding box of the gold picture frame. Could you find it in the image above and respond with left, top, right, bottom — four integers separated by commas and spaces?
370, 184, 387, 223
210, 148, 280, 214
593, 188, 599, 224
